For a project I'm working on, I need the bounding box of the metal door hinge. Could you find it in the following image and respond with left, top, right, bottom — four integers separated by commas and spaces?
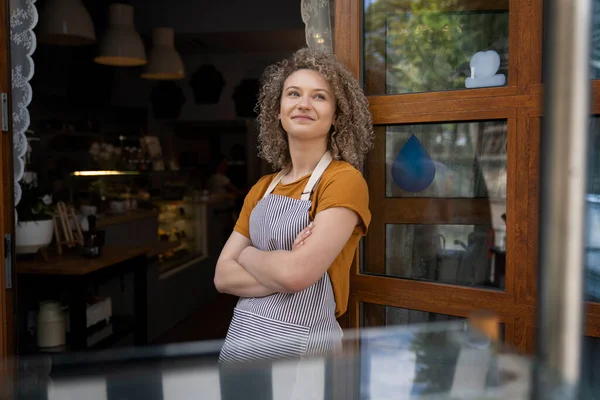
4, 234, 12, 289
1, 93, 7, 132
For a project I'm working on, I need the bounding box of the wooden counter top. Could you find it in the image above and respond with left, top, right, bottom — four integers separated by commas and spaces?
17, 246, 150, 276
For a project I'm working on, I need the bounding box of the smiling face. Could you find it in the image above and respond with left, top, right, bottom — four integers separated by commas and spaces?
279, 69, 336, 143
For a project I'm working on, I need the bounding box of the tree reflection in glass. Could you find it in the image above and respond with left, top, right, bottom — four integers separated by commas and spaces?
363, 0, 509, 95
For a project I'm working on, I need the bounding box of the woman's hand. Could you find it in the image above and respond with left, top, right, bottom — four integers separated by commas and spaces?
292, 222, 313, 250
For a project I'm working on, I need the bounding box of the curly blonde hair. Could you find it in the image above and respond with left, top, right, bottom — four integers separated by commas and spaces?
256, 48, 374, 170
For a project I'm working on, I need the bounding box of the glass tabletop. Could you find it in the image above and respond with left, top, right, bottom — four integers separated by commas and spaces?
7, 320, 593, 400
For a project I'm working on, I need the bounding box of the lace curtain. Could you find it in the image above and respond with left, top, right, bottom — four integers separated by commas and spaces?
301, 0, 334, 51
10, 0, 37, 221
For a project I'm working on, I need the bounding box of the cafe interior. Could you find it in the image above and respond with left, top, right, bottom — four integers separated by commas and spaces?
3, 0, 600, 398
12, 0, 308, 355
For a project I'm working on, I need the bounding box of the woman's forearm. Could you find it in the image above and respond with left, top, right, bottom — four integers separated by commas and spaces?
238, 247, 297, 292
214, 258, 276, 298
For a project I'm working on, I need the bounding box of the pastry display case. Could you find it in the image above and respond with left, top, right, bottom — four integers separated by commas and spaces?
154, 197, 209, 274
68, 171, 211, 275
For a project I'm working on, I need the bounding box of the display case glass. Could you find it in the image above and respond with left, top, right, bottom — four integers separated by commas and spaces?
12, 321, 597, 399
154, 198, 209, 274
68, 172, 210, 275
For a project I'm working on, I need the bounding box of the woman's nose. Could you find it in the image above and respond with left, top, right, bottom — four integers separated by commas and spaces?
297, 96, 312, 109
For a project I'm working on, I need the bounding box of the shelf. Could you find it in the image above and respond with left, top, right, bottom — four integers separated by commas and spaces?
87, 315, 135, 350
19, 315, 136, 356
147, 240, 183, 258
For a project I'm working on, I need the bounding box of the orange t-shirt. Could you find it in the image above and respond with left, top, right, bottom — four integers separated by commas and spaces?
234, 160, 371, 317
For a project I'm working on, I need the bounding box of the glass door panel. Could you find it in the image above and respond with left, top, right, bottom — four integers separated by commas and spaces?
363, 0, 510, 95
587, 117, 600, 302
364, 119, 508, 290
385, 120, 507, 199
361, 302, 464, 327
582, 336, 600, 397
383, 223, 505, 289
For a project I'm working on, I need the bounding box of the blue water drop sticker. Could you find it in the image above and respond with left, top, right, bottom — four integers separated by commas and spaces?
392, 135, 436, 192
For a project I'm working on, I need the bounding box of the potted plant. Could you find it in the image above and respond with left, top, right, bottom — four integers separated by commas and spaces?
15, 179, 55, 254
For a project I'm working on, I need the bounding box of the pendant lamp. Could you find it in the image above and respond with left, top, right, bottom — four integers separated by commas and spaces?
141, 27, 185, 80
37, 0, 96, 46
94, 3, 146, 67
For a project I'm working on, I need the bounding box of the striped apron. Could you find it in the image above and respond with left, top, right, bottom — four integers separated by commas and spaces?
219, 151, 341, 364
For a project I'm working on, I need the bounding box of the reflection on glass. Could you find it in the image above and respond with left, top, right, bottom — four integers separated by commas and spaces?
586, 118, 600, 302
381, 224, 505, 289
588, 0, 600, 79
360, 304, 464, 397
386, 121, 508, 198
360, 304, 509, 397
363, 0, 509, 95
361, 303, 464, 327
582, 336, 600, 397
361, 329, 462, 397
48, 378, 107, 400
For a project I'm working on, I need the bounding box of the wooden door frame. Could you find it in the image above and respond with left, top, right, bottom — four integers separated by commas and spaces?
0, 0, 14, 360
333, 0, 548, 353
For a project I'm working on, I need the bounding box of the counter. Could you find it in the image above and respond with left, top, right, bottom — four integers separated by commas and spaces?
11, 321, 596, 400
17, 246, 150, 354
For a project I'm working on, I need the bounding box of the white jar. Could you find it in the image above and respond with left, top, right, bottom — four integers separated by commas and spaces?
36, 301, 66, 348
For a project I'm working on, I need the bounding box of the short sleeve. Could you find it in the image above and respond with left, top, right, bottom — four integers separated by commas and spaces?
233, 175, 272, 238
314, 169, 371, 235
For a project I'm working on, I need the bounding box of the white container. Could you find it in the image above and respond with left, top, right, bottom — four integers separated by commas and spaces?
37, 301, 66, 348
15, 219, 54, 254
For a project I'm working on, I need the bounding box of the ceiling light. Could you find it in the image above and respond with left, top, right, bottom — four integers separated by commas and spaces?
38, 0, 96, 46
94, 3, 147, 67
141, 27, 185, 80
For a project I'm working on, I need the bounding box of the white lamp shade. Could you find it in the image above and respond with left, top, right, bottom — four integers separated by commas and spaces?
38, 0, 96, 46
141, 28, 185, 80
94, 3, 147, 67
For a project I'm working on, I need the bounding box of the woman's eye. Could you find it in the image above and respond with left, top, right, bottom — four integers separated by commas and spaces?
288, 91, 299, 96
314, 94, 326, 100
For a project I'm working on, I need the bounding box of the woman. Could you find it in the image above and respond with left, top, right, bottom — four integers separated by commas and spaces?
207, 153, 244, 197
214, 47, 374, 366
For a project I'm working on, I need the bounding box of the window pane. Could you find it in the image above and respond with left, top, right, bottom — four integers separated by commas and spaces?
385, 120, 507, 199
371, 223, 506, 289
361, 302, 464, 327
363, 0, 509, 95
582, 336, 600, 397
360, 303, 506, 340
586, 118, 600, 302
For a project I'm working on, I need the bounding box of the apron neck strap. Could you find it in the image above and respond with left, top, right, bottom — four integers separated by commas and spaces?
262, 166, 290, 199
262, 151, 333, 200
301, 151, 333, 201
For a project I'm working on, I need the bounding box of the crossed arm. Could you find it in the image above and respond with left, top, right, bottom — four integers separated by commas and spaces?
213, 207, 359, 297
213, 231, 275, 298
